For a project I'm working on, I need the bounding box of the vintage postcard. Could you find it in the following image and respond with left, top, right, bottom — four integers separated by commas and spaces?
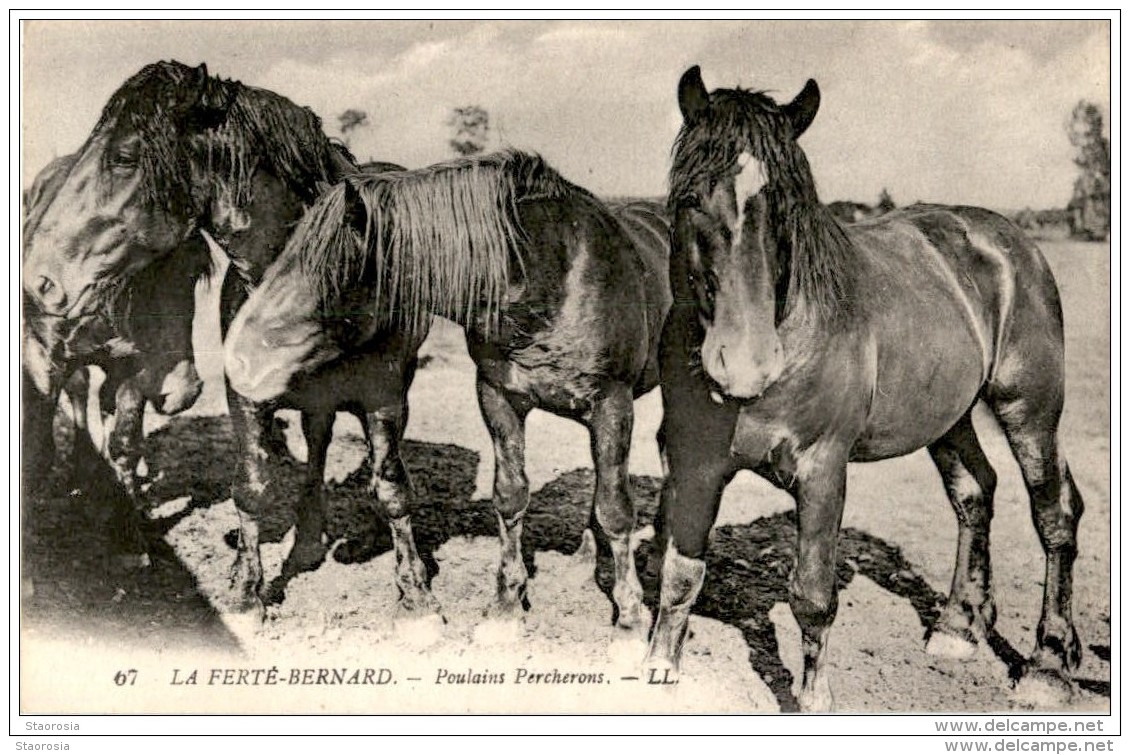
15, 15, 1113, 734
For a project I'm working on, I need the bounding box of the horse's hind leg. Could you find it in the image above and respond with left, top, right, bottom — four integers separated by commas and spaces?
989, 392, 1083, 703
367, 406, 438, 617
476, 377, 532, 616
282, 410, 333, 579
925, 409, 998, 658
588, 383, 646, 631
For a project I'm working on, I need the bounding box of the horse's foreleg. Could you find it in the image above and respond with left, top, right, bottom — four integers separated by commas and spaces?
476, 377, 531, 615
282, 410, 333, 578
643, 422, 671, 579
789, 448, 848, 713
644, 426, 732, 673
63, 368, 106, 483
104, 377, 151, 569
226, 390, 271, 617
105, 378, 146, 500
925, 411, 998, 658
589, 383, 645, 630
367, 409, 437, 616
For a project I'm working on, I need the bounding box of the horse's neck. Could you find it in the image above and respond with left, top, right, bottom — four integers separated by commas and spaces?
207, 169, 309, 284
774, 196, 861, 332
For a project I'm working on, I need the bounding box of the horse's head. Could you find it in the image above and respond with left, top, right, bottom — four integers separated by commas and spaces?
224, 179, 379, 402
669, 66, 821, 400
23, 61, 237, 317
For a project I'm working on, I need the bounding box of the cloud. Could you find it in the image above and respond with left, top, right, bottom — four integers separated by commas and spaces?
21, 19, 1110, 209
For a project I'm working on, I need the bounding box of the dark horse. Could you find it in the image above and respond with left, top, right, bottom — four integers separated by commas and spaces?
23, 153, 209, 566
646, 67, 1083, 710
223, 150, 670, 630
18, 60, 461, 616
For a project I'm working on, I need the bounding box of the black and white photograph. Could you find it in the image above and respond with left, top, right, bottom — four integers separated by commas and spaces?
14, 14, 1114, 735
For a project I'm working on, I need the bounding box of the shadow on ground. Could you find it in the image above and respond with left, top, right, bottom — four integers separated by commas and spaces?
22, 413, 1109, 710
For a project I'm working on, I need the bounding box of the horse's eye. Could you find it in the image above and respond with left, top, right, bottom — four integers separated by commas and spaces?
109, 144, 139, 170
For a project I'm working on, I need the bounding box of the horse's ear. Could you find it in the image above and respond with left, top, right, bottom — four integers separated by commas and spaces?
678, 65, 711, 125
340, 180, 369, 238
180, 63, 233, 132
783, 79, 820, 138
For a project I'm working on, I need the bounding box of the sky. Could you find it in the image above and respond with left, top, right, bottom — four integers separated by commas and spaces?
19, 17, 1112, 211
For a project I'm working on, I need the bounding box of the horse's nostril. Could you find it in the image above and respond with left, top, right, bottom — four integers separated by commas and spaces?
30, 274, 67, 310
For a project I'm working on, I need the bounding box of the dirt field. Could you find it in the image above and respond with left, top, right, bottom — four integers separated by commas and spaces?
20, 238, 1111, 715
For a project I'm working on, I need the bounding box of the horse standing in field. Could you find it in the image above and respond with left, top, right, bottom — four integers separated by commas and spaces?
19, 61, 415, 613
23, 153, 209, 567
646, 66, 1083, 710
222, 150, 670, 630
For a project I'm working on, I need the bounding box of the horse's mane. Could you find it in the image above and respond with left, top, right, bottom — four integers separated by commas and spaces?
93, 60, 349, 219
296, 149, 580, 335
669, 88, 858, 326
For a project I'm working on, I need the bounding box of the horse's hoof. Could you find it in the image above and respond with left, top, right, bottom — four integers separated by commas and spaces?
925, 629, 979, 659
561, 533, 598, 588
473, 614, 524, 646
571, 528, 598, 566
608, 633, 649, 670
282, 540, 328, 578
395, 611, 446, 648
333, 533, 383, 564
798, 681, 835, 713
1013, 668, 1075, 708
614, 600, 650, 631
222, 604, 266, 643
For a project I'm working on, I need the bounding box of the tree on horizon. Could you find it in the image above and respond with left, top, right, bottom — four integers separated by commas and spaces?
1066, 100, 1110, 241
448, 105, 490, 156
337, 108, 370, 150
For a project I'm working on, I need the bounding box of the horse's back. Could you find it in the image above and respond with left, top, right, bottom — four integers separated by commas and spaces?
863, 203, 1064, 335
840, 203, 1067, 457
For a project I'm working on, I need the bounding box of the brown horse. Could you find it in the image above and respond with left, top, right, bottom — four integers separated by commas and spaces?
223, 150, 670, 630
23, 153, 208, 566
646, 66, 1084, 710
18, 60, 445, 615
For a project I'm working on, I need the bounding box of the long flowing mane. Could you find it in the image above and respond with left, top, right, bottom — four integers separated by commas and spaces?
296, 149, 583, 335
669, 88, 859, 326
92, 60, 349, 219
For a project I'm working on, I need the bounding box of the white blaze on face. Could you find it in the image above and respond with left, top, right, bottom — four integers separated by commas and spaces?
732, 151, 767, 250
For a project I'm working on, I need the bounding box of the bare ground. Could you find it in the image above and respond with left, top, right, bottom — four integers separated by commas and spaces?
19, 239, 1111, 714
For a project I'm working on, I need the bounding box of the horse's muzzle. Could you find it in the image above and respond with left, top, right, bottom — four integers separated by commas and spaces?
701, 334, 785, 401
